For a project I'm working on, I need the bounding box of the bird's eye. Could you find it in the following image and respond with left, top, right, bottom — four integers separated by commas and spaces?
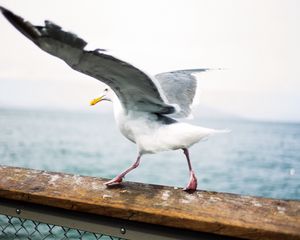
104, 88, 108, 92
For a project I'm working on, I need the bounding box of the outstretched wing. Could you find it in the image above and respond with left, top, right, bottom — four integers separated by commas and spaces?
155, 69, 209, 118
0, 6, 176, 115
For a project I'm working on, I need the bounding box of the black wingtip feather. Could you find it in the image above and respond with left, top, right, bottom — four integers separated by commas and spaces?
0, 6, 87, 50
43, 20, 87, 49
0, 6, 40, 42
0, 6, 7, 13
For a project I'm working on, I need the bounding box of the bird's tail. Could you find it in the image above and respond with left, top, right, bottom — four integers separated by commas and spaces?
211, 128, 231, 134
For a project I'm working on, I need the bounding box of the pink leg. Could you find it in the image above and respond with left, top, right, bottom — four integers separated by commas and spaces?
182, 148, 198, 193
104, 155, 141, 186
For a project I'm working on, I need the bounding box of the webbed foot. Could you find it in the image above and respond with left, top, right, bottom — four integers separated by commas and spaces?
183, 171, 197, 193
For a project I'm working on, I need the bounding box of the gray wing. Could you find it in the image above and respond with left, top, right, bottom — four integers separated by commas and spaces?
0, 7, 175, 115
155, 69, 209, 118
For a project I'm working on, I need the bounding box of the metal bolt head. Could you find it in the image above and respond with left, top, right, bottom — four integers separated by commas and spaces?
16, 209, 21, 215
120, 227, 126, 234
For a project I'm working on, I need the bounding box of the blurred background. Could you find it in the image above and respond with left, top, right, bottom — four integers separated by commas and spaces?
0, 0, 299, 199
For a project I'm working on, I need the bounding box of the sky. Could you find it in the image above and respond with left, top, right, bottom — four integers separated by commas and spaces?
0, 0, 299, 122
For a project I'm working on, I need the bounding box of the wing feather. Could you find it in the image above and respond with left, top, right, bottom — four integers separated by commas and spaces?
155, 69, 209, 118
0, 6, 175, 114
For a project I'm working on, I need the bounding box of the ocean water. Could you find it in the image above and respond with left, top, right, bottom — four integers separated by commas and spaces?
0, 108, 299, 200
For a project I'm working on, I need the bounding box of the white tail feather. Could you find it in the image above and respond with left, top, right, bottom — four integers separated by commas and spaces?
212, 128, 231, 134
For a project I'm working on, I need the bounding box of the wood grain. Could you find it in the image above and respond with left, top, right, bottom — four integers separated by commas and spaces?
0, 165, 299, 240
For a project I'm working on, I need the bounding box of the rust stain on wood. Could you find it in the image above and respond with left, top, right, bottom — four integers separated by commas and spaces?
0, 165, 299, 240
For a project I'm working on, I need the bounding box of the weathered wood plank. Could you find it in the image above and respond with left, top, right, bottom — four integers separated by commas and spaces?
0, 165, 299, 240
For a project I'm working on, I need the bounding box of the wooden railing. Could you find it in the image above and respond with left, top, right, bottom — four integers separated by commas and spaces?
0, 165, 299, 240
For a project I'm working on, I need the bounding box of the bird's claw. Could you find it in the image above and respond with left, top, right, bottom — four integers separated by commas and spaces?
183, 171, 197, 193
104, 176, 123, 186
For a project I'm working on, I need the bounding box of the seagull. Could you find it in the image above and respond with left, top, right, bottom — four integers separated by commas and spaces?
0, 7, 229, 192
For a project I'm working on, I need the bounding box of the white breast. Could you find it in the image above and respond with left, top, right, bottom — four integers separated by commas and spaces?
137, 122, 215, 154
112, 96, 216, 154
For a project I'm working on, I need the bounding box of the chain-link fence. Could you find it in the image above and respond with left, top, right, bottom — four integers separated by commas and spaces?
0, 214, 124, 240
0, 195, 230, 240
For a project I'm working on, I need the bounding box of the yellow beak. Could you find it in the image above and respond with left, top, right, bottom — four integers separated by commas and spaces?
90, 96, 104, 106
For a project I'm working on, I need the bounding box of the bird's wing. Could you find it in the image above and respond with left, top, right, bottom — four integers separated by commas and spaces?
0, 6, 176, 114
155, 69, 210, 118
